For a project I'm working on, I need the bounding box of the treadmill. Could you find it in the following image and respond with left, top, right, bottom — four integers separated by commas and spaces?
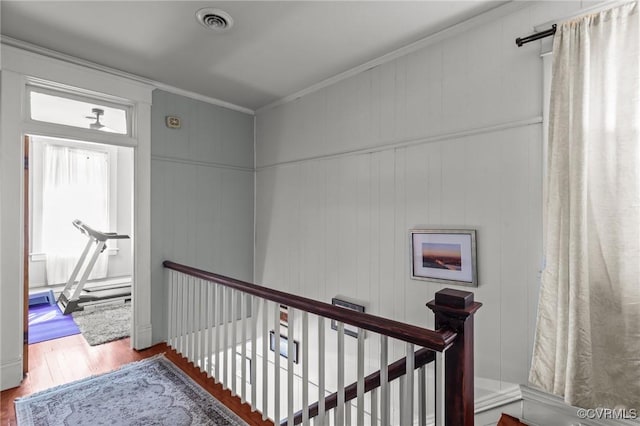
57, 219, 131, 315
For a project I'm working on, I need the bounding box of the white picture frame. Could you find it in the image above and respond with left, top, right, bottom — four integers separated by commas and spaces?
410, 229, 478, 287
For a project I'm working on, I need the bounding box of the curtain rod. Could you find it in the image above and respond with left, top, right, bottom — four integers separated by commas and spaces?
515, 24, 556, 47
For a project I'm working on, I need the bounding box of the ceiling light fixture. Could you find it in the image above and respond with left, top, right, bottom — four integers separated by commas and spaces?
86, 108, 105, 130
196, 8, 234, 32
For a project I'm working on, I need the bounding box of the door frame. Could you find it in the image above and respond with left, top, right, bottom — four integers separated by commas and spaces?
23, 136, 29, 375
1, 45, 153, 390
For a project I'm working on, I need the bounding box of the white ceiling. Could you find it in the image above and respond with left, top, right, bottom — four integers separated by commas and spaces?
1, 1, 506, 111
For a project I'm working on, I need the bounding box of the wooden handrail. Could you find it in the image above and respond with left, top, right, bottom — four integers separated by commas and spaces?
281, 347, 435, 426
164, 261, 456, 351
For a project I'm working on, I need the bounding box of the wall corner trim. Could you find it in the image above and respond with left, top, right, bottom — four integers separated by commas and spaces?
0, 358, 23, 391
133, 324, 153, 350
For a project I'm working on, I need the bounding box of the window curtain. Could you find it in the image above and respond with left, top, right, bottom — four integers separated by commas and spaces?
530, 2, 640, 409
41, 144, 109, 284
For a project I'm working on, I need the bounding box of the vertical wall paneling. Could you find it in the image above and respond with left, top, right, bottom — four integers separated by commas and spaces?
251, 1, 578, 410
150, 89, 254, 343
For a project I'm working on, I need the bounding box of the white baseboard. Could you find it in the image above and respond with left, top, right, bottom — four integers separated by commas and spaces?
474, 384, 523, 426
133, 323, 153, 349
476, 384, 522, 413
521, 385, 640, 426
0, 357, 23, 391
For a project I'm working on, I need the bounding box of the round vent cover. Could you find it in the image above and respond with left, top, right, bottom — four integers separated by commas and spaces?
196, 8, 234, 32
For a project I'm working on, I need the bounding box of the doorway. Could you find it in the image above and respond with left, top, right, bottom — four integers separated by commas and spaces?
1, 50, 153, 391
24, 134, 134, 352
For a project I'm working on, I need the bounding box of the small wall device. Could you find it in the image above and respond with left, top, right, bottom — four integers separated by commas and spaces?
165, 116, 181, 129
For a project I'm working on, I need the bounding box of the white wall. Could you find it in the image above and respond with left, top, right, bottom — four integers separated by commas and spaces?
255, 1, 589, 402
150, 89, 254, 344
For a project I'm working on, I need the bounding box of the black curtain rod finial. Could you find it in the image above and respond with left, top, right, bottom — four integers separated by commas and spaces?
516, 24, 557, 47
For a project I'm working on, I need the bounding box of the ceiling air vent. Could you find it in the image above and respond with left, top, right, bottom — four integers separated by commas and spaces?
196, 8, 234, 32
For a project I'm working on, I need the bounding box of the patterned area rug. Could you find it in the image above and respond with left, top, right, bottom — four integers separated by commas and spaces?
15, 355, 248, 426
72, 302, 130, 346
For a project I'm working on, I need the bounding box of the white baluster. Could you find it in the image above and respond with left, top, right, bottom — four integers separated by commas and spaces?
214, 284, 221, 383
302, 311, 309, 426
287, 308, 295, 426
207, 283, 214, 378
199, 280, 205, 369
317, 317, 326, 425
399, 375, 406, 426
435, 351, 445, 426
223, 286, 229, 389
336, 322, 345, 426
357, 328, 365, 426
191, 277, 197, 361
251, 295, 258, 409
180, 274, 188, 355
274, 303, 281, 424
418, 365, 426, 426
231, 289, 238, 396
370, 388, 378, 426
380, 335, 389, 426
262, 299, 269, 421
241, 292, 247, 403
193, 279, 198, 367
167, 271, 174, 348
405, 343, 414, 425
185, 276, 190, 358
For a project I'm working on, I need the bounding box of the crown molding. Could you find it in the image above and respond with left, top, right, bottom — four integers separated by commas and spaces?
256, 0, 526, 114
0, 36, 254, 115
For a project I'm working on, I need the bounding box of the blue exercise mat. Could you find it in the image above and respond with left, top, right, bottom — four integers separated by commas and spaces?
28, 303, 80, 344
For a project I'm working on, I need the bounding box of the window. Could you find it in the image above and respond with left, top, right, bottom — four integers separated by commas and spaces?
29, 88, 129, 135
30, 136, 116, 284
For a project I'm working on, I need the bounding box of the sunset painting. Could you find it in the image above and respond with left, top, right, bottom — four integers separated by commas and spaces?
422, 243, 462, 271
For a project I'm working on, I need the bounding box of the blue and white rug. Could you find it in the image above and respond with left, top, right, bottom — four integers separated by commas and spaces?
15, 355, 248, 426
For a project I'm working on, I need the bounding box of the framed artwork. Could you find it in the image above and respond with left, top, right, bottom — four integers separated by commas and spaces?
269, 330, 299, 364
410, 229, 477, 287
331, 298, 365, 338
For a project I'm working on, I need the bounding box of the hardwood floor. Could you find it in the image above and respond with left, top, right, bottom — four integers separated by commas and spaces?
0, 335, 273, 426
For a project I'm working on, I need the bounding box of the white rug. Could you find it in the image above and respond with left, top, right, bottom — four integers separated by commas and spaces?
72, 302, 130, 346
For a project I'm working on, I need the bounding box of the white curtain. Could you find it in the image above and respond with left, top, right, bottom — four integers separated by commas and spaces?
42, 144, 109, 284
530, 3, 640, 409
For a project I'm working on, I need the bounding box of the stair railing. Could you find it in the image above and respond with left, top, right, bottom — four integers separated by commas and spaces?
164, 260, 481, 426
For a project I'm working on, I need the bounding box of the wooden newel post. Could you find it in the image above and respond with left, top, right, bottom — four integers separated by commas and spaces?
427, 288, 482, 426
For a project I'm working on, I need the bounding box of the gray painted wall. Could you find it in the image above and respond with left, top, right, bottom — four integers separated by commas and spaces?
150, 89, 254, 343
